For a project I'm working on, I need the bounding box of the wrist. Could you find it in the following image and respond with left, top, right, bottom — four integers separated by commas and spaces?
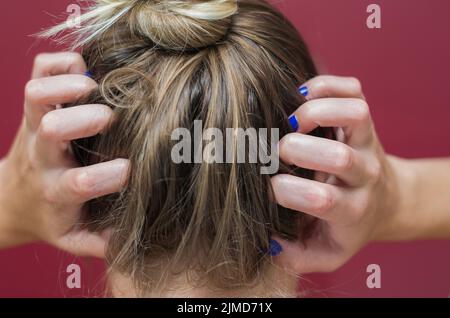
0, 159, 36, 248
374, 155, 419, 241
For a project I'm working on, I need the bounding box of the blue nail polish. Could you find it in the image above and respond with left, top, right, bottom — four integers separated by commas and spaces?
84, 71, 93, 78
288, 115, 299, 132
268, 239, 282, 256
298, 85, 308, 97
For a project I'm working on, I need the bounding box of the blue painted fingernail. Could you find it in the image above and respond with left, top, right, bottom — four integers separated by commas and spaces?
288, 114, 299, 132
298, 85, 308, 97
84, 71, 93, 78
268, 239, 283, 256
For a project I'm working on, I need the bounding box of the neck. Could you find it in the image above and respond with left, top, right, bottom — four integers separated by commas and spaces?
109, 269, 298, 298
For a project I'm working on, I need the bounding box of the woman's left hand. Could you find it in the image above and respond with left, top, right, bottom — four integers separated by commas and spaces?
271, 75, 405, 273
0, 52, 129, 257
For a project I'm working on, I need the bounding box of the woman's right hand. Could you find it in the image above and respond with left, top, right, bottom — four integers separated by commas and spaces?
0, 52, 129, 258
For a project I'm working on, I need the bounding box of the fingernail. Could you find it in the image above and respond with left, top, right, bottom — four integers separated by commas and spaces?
288, 114, 299, 132
268, 239, 283, 256
298, 85, 308, 97
84, 71, 93, 78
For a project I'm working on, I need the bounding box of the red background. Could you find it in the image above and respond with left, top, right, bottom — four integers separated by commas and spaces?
1, 0, 449, 297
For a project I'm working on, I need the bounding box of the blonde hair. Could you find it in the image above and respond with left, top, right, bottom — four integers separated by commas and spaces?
43, 0, 238, 50
43, 0, 327, 296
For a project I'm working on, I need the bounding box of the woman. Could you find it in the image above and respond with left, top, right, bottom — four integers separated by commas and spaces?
1, 0, 450, 297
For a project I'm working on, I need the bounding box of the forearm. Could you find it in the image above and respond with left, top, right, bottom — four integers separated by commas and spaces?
383, 156, 450, 241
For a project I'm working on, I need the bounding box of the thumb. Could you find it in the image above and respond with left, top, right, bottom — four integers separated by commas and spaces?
271, 235, 345, 274
55, 228, 112, 258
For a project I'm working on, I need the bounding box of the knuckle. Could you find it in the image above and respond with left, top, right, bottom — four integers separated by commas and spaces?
334, 144, 354, 173
24, 79, 43, 102
33, 53, 49, 68
279, 134, 298, 156
271, 175, 287, 204
78, 76, 97, 92
314, 77, 326, 88
38, 111, 59, 140
353, 99, 371, 122
300, 100, 315, 121
348, 77, 363, 93
65, 52, 84, 66
72, 171, 95, 198
90, 105, 113, 131
72, 106, 113, 139
314, 77, 330, 97
312, 186, 335, 214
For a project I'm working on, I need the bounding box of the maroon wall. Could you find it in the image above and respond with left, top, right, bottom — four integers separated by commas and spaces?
1, 0, 449, 297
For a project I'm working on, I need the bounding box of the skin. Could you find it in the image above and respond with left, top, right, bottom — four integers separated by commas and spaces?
0, 53, 449, 283
0, 52, 129, 257
271, 75, 450, 274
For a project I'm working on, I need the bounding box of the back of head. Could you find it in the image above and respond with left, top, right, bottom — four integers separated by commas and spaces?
44, 0, 325, 296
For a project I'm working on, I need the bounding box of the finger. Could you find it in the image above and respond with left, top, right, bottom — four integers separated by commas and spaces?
298, 75, 365, 100
272, 236, 347, 274
49, 159, 130, 205
31, 52, 87, 79
288, 98, 373, 147
271, 174, 345, 222
36, 105, 114, 165
56, 228, 110, 258
24, 74, 97, 131
278, 133, 368, 186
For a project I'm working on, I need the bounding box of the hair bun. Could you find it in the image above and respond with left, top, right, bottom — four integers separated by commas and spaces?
42, 0, 238, 51
131, 0, 238, 51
